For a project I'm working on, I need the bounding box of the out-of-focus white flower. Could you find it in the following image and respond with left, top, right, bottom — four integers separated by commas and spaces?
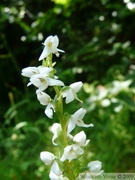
36, 91, 55, 118
73, 131, 90, 147
77, 161, 103, 180
60, 144, 84, 162
40, 151, 55, 165
28, 74, 64, 91
62, 82, 83, 104
50, 123, 62, 145
87, 160, 104, 175
39, 35, 65, 61
67, 108, 94, 134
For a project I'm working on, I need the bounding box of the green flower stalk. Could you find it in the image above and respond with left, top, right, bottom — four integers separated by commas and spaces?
21, 35, 104, 180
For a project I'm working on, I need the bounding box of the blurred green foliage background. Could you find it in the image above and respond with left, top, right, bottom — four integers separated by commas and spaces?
1, 0, 135, 179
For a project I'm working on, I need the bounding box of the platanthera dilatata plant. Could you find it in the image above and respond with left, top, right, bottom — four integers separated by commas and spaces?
21, 35, 103, 180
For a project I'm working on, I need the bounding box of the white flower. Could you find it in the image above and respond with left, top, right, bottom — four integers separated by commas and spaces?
40, 151, 64, 178
50, 123, 62, 145
39, 35, 65, 61
67, 108, 94, 134
60, 144, 84, 162
49, 170, 69, 180
87, 160, 104, 175
73, 131, 90, 147
36, 90, 51, 105
40, 151, 55, 165
21, 66, 39, 78
21, 66, 53, 78
62, 82, 83, 104
28, 74, 64, 91
36, 91, 55, 118
77, 161, 103, 180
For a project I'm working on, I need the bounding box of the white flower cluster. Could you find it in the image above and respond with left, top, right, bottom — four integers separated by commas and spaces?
21, 35, 103, 180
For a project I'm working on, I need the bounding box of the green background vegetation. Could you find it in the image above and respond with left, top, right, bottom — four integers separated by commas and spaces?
0, 0, 135, 179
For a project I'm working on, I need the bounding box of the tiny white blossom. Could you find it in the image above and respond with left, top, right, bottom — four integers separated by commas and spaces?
60, 144, 84, 162
87, 160, 103, 175
67, 108, 94, 134
77, 161, 103, 180
28, 74, 64, 91
40, 151, 55, 165
73, 131, 90, 147
62, 82, 83, 104
39, 35, 65, 61
36, 91, 55, 118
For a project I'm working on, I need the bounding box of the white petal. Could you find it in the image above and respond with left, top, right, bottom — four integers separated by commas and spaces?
36, 91, 51, 105
45, 103, 54, 119
52, 35, 59, 47
60, 145, 84, 162
27, 81, 32, 86
51, 161, 62, 176
45, 35, 53, 46
39, 47, 50, 61
57, 48, 65, 53
51, 123, 61, 145
72, 108, 86, 123
73, 131, 86, 146
21, 67, 39, 77
48, 77, 64, 87
76, 119, 94, 128
38, 66, 53, 74
70, 81, 83, 93
40, 151, 55, 165
87, 161, 102, 173
64, 89, 74, 104
67, 119, 76, 134
49, 170, 59, 180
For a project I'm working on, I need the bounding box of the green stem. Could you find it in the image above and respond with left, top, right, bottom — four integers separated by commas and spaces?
43, 53, 75, 180
54, 87, 76, 180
